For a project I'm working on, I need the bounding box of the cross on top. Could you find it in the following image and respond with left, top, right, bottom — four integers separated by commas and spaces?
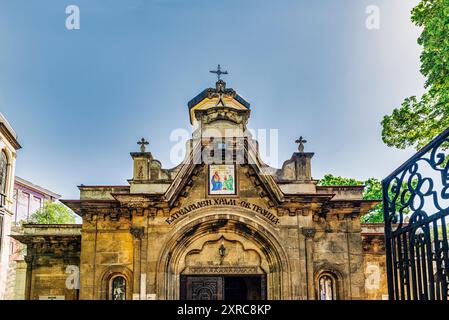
137, 138, 149, 153
295, 136, 307, 152
210, 64, 228, 81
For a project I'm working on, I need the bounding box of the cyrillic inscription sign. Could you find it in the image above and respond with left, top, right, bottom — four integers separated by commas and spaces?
166, 198, 279, 225
185, 266, 261, 275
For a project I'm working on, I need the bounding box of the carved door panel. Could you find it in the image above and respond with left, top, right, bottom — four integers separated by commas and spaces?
184, 277, 224, 300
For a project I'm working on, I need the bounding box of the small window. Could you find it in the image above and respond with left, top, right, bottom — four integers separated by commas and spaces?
0, 151, 7, 195
318, 274, 335, 300
110, 276, 126, 300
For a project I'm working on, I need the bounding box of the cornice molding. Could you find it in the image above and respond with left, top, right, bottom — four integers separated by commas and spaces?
0, 123, 21, 150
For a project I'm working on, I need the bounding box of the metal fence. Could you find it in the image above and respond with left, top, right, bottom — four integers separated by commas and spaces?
383, 127, 449, 300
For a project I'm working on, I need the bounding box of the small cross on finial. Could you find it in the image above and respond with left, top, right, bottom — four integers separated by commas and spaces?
137, 138, 149, 153
295, 136, 307, 152
210, 64, 228, 81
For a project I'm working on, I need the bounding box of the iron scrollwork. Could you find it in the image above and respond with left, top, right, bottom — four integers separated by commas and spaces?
383, 127, 449, 300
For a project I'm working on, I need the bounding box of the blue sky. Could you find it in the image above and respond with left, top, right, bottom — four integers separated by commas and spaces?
0, 0, 424, 199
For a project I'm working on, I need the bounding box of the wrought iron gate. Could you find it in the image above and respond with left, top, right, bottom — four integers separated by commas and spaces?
383, 127, 449, 300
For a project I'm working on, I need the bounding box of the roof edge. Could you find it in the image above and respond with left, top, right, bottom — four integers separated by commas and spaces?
187, 87, 250, 109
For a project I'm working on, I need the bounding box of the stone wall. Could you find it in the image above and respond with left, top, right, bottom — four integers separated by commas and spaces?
27, 254, 79, 300
362, 223, 388, 300
313, 217, 366, 299
12, 224, 81, 300
79, 219, 134, 300
7, 260, 26, 300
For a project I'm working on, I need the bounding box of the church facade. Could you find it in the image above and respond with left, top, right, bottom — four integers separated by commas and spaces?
14, 76, 387, 300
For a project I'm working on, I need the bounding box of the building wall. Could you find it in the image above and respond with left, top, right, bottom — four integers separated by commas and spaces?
79, 222, 134, 300
27, 255, 79, 300
0, 131, 18, 299
313, 218, 366, 299
4, 177, 60, 300
5, 257, 26, 300
362, 224, 388, 300
14, 225, 81, 300
12, 178, 61, 224
18, 216, 390, 300
13, 189, 43, 224
5, 179, 61, 300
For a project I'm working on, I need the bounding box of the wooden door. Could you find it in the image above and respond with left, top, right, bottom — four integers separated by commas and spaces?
182, 276, 224, 300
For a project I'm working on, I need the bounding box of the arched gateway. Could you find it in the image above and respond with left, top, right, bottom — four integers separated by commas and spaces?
157, 210, 291, 300
15, 70, 388, 300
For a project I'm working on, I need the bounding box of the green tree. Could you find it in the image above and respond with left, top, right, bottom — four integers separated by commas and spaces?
318, 174, 363, 187
360, 178, 383, 223
382, 0, 449, 150
30, 201, 76, 224
318, 174, 383, 223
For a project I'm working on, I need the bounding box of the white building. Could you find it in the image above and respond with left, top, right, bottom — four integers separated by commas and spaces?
0, 113, 21, 299
12, 177, 61, 224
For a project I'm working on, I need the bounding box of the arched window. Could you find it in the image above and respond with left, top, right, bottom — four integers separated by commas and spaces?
318, 274, 336, 300
0, 151, 8, 195
110, 276, 127, 300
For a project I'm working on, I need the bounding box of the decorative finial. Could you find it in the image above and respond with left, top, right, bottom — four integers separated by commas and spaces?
295, 136, 307, 152
210, 64, 228, 81
137, 138, 149, 153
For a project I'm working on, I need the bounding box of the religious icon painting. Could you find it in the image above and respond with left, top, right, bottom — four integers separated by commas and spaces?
208, 164, 236, 195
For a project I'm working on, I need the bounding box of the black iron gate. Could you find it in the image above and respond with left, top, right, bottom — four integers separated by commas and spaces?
383, 127, 449, 300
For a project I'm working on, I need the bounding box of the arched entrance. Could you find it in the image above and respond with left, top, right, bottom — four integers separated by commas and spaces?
178, 235, 267, 300
156, 210, 291, 300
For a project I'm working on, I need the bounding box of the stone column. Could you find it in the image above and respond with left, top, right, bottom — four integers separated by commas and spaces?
24, 255, 33, 300
130, 226, 144, 300
302, 227, 316, 300
13, 260, 27, 300
140, 220, 149, 300
146, 227, 160, 300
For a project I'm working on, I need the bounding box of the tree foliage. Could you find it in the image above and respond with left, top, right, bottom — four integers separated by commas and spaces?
318, 174, 363, 187
30, 201, 76, 224
360, 178, 383, 223
318, 174, 383, 223
382, 0, 449, 150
